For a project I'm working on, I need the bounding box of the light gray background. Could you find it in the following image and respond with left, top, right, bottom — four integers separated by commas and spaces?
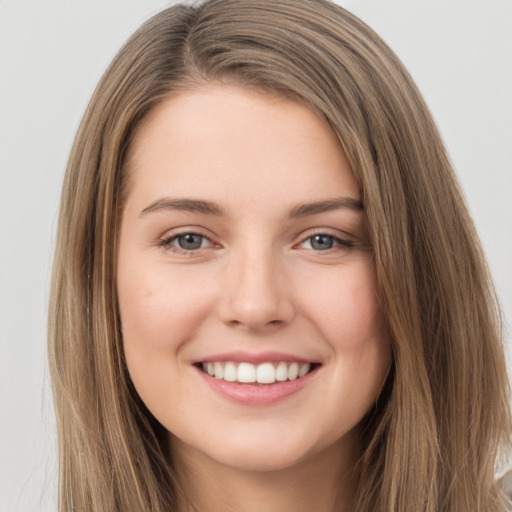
1, 1, 511, 510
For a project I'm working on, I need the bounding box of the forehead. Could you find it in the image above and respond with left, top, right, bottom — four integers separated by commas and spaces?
125, 84, 360, 215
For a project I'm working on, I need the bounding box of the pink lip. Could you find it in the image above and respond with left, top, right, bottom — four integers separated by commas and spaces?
192, 351, 316, 365
194, 365, 319, 406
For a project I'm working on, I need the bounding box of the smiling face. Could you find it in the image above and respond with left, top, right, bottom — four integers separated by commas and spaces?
117, 85, 391, 473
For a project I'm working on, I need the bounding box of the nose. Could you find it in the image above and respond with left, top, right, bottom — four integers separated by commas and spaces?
217, 246, 295, 332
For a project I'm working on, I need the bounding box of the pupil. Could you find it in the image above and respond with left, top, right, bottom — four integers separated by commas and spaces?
311, 235, 333, 250
178, 234, 202, 250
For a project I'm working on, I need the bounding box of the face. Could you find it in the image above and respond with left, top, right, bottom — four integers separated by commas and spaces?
117, 85, 390, 473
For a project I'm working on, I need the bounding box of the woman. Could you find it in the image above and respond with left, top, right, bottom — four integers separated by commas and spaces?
48, 0, 512, 510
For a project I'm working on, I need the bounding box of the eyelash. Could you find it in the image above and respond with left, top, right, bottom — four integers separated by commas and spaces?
159, 230, 355, 256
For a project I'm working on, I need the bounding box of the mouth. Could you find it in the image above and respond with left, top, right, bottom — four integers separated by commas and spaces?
195, 360, 321, 385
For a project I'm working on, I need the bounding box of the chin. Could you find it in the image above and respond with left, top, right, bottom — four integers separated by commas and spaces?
206, 443, 309, 473
177, 423, 336, 474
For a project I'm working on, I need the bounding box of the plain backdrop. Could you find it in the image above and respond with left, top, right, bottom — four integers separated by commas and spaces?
1, 1, 511, 510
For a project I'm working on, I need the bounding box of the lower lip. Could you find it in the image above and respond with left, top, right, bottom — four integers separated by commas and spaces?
195, 366, 318, 406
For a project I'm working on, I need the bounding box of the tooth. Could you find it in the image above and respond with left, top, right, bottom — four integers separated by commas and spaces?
256, 363, 276, 384
224, 362, 237, 382
298, 363, 311, 378
288, 362, 299, 380
275, 362, 288, 382
206, 360, 311, 383
237, 362, 256, 383
213, 362, 224, 379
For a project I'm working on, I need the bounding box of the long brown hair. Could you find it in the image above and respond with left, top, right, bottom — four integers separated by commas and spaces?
48, 1, 511, 510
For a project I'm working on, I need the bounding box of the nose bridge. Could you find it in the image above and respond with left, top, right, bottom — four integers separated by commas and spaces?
219, 237, 293, 330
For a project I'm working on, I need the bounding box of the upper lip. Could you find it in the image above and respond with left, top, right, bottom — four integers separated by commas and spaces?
192, 351, 320, 365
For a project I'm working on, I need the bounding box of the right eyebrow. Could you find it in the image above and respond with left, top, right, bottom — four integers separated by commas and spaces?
139, 198, 225, 218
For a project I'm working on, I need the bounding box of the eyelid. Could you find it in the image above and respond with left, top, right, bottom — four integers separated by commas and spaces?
159, 225, 215, 240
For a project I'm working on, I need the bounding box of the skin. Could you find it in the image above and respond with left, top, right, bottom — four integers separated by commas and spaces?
117, 85, 391, 512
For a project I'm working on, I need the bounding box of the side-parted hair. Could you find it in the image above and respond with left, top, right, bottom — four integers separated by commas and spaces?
48, 1, 511, 510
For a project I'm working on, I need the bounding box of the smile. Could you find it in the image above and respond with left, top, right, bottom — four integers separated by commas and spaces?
199, 361, 316, 384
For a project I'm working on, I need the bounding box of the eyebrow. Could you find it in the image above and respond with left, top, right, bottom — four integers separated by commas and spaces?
140, 198, 225, 217
139, 196, 363, 218
286, 197, 363, 218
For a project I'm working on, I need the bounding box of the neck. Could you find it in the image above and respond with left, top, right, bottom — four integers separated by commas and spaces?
171, 434, 359, 512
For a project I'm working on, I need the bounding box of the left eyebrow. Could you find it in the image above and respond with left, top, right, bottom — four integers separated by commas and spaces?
286, 197, 363, 218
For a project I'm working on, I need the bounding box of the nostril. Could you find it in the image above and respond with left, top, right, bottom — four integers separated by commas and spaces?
224, 316, 287, 332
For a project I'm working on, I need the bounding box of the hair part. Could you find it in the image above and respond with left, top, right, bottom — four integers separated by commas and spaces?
49, 1, 511, 510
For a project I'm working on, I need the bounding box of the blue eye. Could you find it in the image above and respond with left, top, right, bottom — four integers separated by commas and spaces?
299, 233, 353, 251
309, 234, 335, 250
176, 233, 204, 250
162, 233, 210, 251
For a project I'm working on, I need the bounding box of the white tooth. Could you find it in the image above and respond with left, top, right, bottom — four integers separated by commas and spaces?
237, 362, 256, 383
213, 362, 224, 379
298, 363, 311, 378
224, 362, 237, 382
202, 362, 208, 373
288, 362, 299, 380
256, 363, 276, 384
207, 362, 215, 376
275, 362, 288, 382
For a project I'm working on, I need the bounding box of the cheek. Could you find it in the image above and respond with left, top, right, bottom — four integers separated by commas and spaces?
117, 261, 211, 416
299, 261, 391, 401
333, 285, 385, 348
117, 263, 210, 413
118, 261, 207, 351
300, 262, 386, 350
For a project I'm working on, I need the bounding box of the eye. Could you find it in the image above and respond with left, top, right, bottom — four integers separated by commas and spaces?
161, 232, 213, 252
299, 233, 353, 251
306, 234, 335, 250
175, 233, 206, 250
